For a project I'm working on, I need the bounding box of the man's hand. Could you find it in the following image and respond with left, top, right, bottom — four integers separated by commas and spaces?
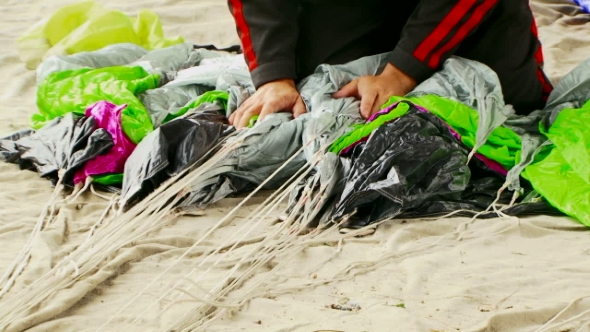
333, 64, 417, 119
229, 79, 306, 129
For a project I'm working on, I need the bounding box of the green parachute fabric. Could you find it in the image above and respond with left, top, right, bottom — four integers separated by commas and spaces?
93, 173, 124, 186
248, 116, 259, 128
35, 66, 159, 143
162, 90, 229, 124
17, 1, 184, 69
329, 102, 410, 154
329, 95, 522, 170
523, 100, 590, 226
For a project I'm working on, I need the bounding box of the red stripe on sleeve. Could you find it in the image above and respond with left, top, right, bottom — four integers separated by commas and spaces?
530, 14, 551, 99
537, 69, 552, 101
427, 0, 498, 69
413, 0, 478, 62
531, 19, 545, 65
229, 0, 258, 71
534, 42, 544, 66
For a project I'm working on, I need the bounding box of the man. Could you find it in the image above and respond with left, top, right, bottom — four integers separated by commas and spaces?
227, 0, 553, 129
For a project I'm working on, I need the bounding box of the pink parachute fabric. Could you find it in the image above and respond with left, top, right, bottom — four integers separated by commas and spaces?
73, 101, 136, 184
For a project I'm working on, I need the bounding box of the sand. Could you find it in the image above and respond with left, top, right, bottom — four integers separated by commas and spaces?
0, 0, 590, 331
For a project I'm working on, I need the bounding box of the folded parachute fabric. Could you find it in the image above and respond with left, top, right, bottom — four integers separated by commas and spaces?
35, 43, 149, 84
17, 1, 184, 69
35, 42, 236, 138
36, 43, 226, 84
331, 107, 469, 228
330, 106, 560, 230
328, 57, 522, 179
0, 113, 113, 185
296, 53, 383, 163
132, 52, 378, 210
73, 101, 136, 185
392, 57, 546, 194
12, 42, 242, 189
0, 130, 34, 165
181, 53, 386, 214
139, 85, 210, 129
176, 113, 307, 210
543, 57, 590, 125
165, 54, 256, 116
3, 30, 588, 232
521, 57, 590, 227
524, 100, 590, 226
329, 102, 411, 156
388, 96, 522, 173
120, 102, 235, 207
35, 66, 159, 144
285, 55, 532, 228
287, 55, 563, 230
161, 90, 230, 125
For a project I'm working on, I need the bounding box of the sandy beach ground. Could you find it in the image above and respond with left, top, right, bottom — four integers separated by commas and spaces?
1, 1, 590, 331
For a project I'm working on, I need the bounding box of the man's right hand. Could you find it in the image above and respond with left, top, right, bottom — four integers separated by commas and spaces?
229, 79, 307, 129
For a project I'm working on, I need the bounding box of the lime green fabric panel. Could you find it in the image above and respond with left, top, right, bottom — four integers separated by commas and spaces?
248, 116, 260, 128
35, 66, 159, 143
132, 10, 183, 50
17, 1, 183, 69
523, 147, 590, 226
163, 90, 229, 124
523, 102, 590, 226
329, 102, 410, 154
543, 106, 590, 183
93, 173, 124, 186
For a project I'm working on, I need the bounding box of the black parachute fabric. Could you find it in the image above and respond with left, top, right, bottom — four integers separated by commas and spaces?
120, 103, 235, 207
0, 129, 34, 164
0, 113, 113, 185
329, 104, 562, 231
193, 44, 242, 54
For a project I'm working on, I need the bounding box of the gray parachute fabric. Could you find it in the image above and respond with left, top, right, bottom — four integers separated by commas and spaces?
282, 53, 391, 222
36, 43, 223, 83
164, 53, 256, 116
175, 52, 391, 217
177, 113, 307, 209
0, 129, 34, 164
297, 52, 389, 162
36, 43, 149, 83
543, 57, 590, 125
139, 85, 210, 128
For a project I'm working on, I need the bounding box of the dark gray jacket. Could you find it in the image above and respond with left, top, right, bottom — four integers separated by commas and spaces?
227, 0, 552, 114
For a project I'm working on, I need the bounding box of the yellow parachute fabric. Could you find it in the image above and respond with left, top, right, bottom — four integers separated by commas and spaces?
17, 1, 184, 69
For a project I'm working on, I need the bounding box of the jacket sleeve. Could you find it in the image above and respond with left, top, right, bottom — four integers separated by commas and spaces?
389, 0, 499, 83
227, 0, 300, 89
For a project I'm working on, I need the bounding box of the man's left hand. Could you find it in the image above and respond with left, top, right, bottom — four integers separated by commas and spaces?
333, 63, 417, 119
